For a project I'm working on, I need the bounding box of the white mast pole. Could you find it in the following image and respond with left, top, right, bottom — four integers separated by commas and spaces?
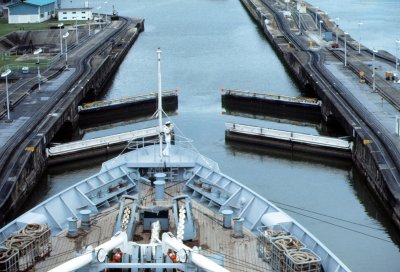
157, 48, 163, 159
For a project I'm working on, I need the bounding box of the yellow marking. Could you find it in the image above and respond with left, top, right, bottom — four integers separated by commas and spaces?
25, 146, 35, 152
363, 139, 372, 145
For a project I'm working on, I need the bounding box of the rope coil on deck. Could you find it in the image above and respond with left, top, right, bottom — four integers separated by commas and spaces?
0, 247, 17, 261
1, 224, 51, 271
5, 235, 34, 251
264, 229, 289, 238
285, 249, 322, 271
286, 250, 319, 262
273, 237, 303, 251
20, 224, 49, 237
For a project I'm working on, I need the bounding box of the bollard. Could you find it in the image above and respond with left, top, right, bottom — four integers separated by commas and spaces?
154, 173, 166, 201
232, 217, 244, 238
67, 217, 78, 237
80, 209, 91, 230
221, 209, 233, 229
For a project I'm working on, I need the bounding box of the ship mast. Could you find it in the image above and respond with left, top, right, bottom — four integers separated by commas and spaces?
157, 48, 163, 159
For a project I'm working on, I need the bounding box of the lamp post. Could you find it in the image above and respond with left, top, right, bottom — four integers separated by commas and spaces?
372, 48, 378, 92
298, 10, 302, 35
1, 69, 12, 122
104, 1, 108, 23
314, 7, 319, 27
358, 22, 363, 54
335, 17, 340, 44
97, 6, 102, 31
58, 23, 64, 55
344, 32, 348, 67
73, 17, 79, 45
63, 32, 69, 69
395, 40, 400, 75
319, 20, 323, 38
33, 48, 42, 91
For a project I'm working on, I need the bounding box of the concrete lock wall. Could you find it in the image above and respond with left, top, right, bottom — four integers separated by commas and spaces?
0, 19, 145, 223
239, 0, 400, 230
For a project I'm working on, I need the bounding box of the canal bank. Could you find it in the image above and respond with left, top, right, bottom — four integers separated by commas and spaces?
240, 0, 400, 232
0, 18, 145, 224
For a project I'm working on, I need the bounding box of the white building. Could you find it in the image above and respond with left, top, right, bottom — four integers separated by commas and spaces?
57, 8, 92, 21
6, 0, 56, 24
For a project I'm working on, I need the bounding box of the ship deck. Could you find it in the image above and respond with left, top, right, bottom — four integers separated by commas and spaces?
35, 182, 270, 271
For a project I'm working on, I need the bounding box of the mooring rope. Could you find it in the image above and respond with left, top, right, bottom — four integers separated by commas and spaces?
273, 237, 303, 251
264, 229, 289, 238
20, 224, 48, 237
0, 247, 17, 261
286, 250, 319, 262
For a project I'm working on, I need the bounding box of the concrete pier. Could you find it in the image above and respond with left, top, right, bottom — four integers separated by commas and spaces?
225, 123, 352, 159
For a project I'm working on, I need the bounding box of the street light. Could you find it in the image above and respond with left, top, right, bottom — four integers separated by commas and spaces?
58, 23, 64, 55
63, 32, 69, 69
1, 69, 12, 122
335, 17, 340, 44
314, 7, 319, 27
372, 48, 378, 92
319, 20, 323, 38
104, 1, 108, 23
358, 22, 363, 54
396, 39, 400, 75
33, 48, 42, 91
73, 17, 79, 45
343, 32, 348, 66
97, 6, 102, 31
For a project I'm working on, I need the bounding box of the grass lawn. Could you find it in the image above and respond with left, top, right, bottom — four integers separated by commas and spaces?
0, 18, 89, 71
0, 53, 50, 73
0, 18, 90, 37
0, 18, 56, 37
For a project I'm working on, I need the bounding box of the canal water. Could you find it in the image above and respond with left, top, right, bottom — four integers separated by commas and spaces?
27, 0, 400, 271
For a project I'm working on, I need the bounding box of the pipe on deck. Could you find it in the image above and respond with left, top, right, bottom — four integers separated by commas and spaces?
48, 231, 128, 272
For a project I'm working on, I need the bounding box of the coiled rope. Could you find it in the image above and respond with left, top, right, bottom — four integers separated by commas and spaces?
264, 229, 289, 238
20, 224, 48, 237
273, 237, 303, 251
0, 247, 17, 262
5, 235, 34, 250
286, 250, 319, 262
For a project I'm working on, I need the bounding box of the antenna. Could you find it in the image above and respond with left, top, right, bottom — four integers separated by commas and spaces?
157, 48, 163, 159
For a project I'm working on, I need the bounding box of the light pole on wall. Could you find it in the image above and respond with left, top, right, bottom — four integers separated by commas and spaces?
358, 22, 363, 54
58, 23, 64, 55
34, 48, 42, 91
335, 17, 340, 44
73, 17, 79, 45
63, 32, 69, 69
344, 32, 348, 67
1, 69, 12, 122
372, 48, 378, 92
